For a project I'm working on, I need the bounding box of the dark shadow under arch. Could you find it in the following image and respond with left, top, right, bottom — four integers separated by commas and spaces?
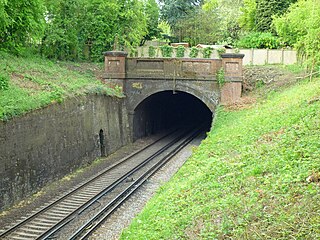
133, 90, 213, 140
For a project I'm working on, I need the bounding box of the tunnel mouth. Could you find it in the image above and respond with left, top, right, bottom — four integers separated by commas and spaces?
133, 90, 213, 140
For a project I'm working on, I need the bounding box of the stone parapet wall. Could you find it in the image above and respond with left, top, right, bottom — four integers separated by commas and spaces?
0, 95, 130, 210
104, 51, 245, 108
125, 58, 222, 80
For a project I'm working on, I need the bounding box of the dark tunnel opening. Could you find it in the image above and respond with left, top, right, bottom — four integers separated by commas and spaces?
133, 91, 213, 140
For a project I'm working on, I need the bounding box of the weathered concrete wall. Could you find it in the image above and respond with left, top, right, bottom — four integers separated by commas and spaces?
0, 95, 130, 210
226, 49, 297, 65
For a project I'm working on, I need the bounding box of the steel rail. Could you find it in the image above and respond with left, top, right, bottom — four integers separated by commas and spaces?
39, 128, 192, 240
0, 130, 178, 239
68, 127, 203, 240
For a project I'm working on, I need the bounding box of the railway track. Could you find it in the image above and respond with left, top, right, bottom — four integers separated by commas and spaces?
0, 127, 203, 240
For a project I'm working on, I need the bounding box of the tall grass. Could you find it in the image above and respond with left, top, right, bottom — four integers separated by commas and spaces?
121, 78, 320, 239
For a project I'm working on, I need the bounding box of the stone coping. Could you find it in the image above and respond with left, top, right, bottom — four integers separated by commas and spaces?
104, 51, 128, 57
221, 53, 245, 59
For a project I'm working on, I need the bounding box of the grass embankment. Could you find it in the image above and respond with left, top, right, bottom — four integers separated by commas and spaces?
0, 51, 122, 121
121, 78, 320, 239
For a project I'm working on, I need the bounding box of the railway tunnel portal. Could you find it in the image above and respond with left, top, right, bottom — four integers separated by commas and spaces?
104, 51, 244, 140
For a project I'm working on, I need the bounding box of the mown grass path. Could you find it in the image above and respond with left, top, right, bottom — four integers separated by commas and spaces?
121, 78, 320, 239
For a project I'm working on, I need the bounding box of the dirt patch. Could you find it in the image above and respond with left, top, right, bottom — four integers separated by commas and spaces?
224, 96, 257, 111
243, 65, 305, 95
59, 62, 105, 81
11, 73, 42, 91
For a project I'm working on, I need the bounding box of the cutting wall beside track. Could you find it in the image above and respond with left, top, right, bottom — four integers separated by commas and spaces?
0, 95, 130, 210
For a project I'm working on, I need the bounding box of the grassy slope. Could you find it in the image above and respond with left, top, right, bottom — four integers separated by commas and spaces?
0, 51, 121, 121
121, 78, 320, 239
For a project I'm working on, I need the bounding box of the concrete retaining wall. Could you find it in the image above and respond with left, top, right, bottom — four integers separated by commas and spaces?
0, 95, 130, 210
226, 49, 297, 65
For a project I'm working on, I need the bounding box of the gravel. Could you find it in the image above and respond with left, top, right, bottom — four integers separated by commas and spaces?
0, 132, 205, 240
0, 136, 158, 232
88, 133, 205, 240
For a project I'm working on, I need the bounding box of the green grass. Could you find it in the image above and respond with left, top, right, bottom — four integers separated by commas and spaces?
121, 78, 320, 239
0, 51, 122, 121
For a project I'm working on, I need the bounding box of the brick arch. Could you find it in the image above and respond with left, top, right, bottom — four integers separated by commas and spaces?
131, 87, 217, 113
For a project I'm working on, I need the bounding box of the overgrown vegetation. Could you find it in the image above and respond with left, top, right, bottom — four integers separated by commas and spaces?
189, 47, 199, 58
216, 67, 225, 87
202, 47, 213, 58
235, 32, 280, 49
148, 46, 156, 57
273, 0, 320, 70
0, 51, 122, 121
176, 46, 185, 58
0, 0, 159, 61
160, 44, 173, 57
121, 75, 320, 239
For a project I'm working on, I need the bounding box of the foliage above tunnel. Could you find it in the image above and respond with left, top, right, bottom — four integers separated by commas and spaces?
0, 0, 160, 61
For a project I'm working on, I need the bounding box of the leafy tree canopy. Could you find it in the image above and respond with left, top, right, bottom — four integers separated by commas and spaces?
159, 0, 202, 26
142, 0, 161, 43
273, 0, 320, 69
42, 0, 147, 61
0, 0, 45, 52
255, 0, 296, 32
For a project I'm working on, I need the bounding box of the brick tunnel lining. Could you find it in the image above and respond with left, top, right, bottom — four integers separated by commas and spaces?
133, 91, 213, 140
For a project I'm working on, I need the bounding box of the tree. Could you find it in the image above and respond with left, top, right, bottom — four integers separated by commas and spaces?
201, 0, 243, 44
0, 0, 45, 52
238, 0, 256, 31
175, 8, 219, 45
42, 0, 147, 61
159, 0, 202, 27
255, 0, 296, 32
142, 0, 161, 43
273, 0, 320, 70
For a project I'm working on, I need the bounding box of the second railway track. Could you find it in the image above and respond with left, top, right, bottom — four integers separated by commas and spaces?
0, 126, 204, 240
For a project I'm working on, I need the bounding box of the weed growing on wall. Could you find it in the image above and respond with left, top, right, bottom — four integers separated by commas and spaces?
160, 45, 173, 57
148, 46, 156, 57
189, 47, 199, 58
176, 46, 185, 58
202, 47, 213, 58
217, 48, 226, 58
129, 48, 138, 57
216, 67, 225, 87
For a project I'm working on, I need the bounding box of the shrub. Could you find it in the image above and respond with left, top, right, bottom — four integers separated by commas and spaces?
216, 68, 225, 87
235, 32, 280, 49
202, 47, 213, 58
0, 73, 9, 91
148, 46, 156, 57
160, 45, 173, 58
176, 46, 185, 58
189, 47, 199, 58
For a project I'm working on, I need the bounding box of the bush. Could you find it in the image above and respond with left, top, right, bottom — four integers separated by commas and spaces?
235, 32, 280, 49
202, 47, 213, 58
0, 73, 9, 91
189, 47, 199, 58
176, 46, 185, 58
160, 45, 173, 57
216, 68, 225, 87
148, 46, 156, 57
